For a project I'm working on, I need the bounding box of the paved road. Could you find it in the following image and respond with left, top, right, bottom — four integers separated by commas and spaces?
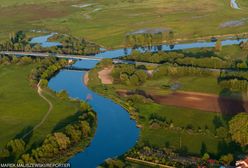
1, 50, 247, 73
0, 51, 102, 61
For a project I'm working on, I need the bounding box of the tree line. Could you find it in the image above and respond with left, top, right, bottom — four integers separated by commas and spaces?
0, 100, 96, 164
123, 50, 248, 70
0, 56, 97, 163
112, 64, 148, 86
0, 31, 100, 55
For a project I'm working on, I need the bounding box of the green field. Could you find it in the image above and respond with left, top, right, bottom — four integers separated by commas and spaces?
0, 64, 80, 149
87, 60, 242, 158
138, 103, 226, 155
1, 0, 248, 48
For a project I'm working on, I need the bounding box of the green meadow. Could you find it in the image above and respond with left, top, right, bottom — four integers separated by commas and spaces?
0, 64, 80, 150
1, 0, 248, 48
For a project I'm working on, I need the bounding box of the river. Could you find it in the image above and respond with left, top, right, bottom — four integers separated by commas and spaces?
231, 0, 240, 9
38, 34, 248, 168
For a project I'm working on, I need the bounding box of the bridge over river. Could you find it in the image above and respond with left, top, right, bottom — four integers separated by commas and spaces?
0, 51, 102, 61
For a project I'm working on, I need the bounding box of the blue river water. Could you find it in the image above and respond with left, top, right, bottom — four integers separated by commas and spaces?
30, 33, 62, 47
48, 70, 139, 168
44, 35, 248, 168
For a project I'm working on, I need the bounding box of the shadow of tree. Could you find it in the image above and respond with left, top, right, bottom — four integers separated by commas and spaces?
52, 111, 82, 132
14, 125, 34, 144
218, 88, 245, 116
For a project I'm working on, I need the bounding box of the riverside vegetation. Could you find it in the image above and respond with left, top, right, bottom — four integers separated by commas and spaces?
1, 0, 248, 48
87, 43, 248, 167
0, 31, 100, 55
0, 55, 97, 164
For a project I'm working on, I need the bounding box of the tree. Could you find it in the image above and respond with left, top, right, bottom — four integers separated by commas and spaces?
18, 154, 36, 164
129, 74, 139, 86
6, 139, 25, 159
20, 56, 32, 65
135, 70, 148, 84
215, 40, 222, 52
57, 90, 69, 100
202, 153, 210, 161
216, 127, 229, 139
0, 149, 10, 159
39, 79, 48, 87
229, 113, 248, 146
81, 121, 91, 137
44, 133, 71, 151
64, 125, 81, 143
98, 59, 112, 68
220, 153, 233, 165
80, 102, 92, 112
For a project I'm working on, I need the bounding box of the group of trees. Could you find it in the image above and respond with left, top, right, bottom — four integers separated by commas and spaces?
124, 50, 184, 63
29, 57, 69, 86
0, 55, 33, 65
124, 49, 248, 70
229, 113, 248, 147
125, 32, 163, 48
47, 34, 100, 55
218, 70, 248, 92
0, 31, 100, 55
219, 78, 248, 92
112, 64, 148, 86
18, 106, 95, 164
152, 65, 212, 79
0, 100, 96, 164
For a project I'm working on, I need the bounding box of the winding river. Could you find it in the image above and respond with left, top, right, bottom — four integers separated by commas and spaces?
35, 34, 248, 168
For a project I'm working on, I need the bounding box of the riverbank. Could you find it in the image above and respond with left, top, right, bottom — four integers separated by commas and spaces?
0, 58, 97, 165
1, 0, 248, 48
84, 71, 89, 86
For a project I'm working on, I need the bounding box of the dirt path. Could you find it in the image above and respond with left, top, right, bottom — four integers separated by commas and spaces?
22, 81, 53, 139
98, 66, 113, 84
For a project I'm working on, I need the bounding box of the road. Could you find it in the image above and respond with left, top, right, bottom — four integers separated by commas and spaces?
0, 51, 102, 61
1, 50, 247, 73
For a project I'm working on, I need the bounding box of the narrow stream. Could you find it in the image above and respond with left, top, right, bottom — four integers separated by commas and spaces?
231, 0, 240, 9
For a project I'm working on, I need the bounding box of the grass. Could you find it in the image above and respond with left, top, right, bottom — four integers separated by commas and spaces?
87, 66, 229, 156
138, 103, 226, 155
0, 64, 80, 150
132, 75, 221, 95
1, 0, 248, 48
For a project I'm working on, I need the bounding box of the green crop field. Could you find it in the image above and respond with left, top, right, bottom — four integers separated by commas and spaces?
1, 0, 248, 48
0, 64, 80, 150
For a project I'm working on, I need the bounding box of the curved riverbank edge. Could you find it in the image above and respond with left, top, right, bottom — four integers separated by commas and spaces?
48, 70, 139, 168
85, 72, 141, 128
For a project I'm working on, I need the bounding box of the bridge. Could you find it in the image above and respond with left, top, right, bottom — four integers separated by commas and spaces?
0, 51, 102, 61
0, 50, 159, 66
1, 51, 246, 73
64, 66, 91, 71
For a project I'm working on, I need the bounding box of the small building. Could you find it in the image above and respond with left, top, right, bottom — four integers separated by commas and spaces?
236, 157, 248, 168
